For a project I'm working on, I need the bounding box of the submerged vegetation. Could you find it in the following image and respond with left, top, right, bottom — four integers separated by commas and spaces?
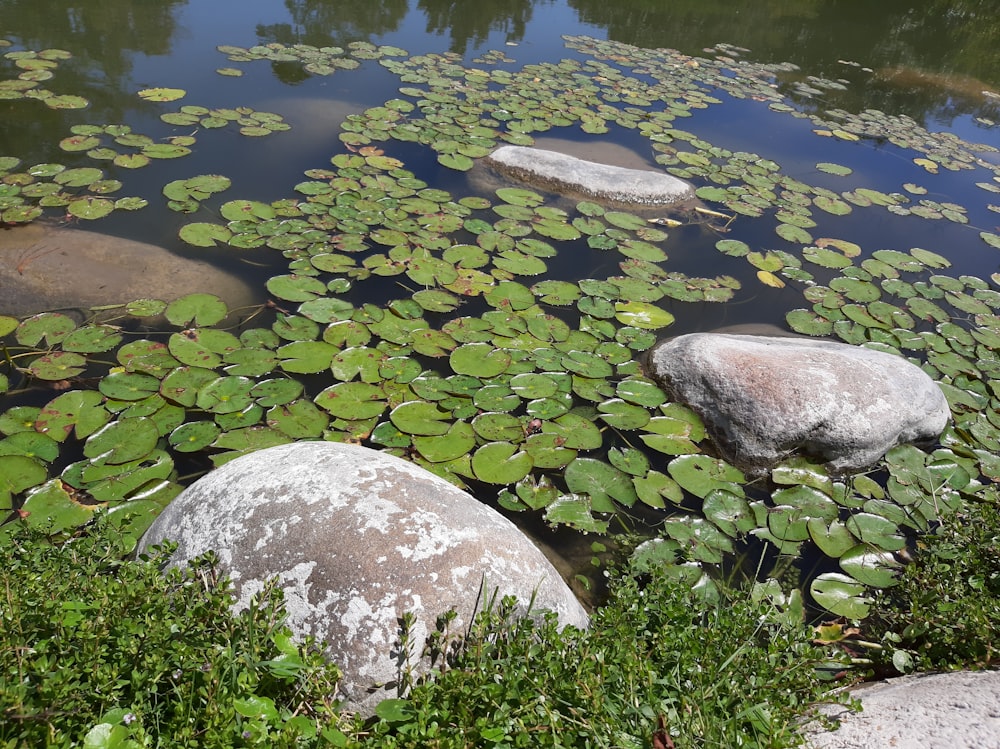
2, 5, 1000, 740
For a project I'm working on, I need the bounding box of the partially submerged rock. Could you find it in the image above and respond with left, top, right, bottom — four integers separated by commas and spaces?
139, 441, 588, 714
484, 145, 696, 206
645, 333, 949, 474
0, 223, 257, 320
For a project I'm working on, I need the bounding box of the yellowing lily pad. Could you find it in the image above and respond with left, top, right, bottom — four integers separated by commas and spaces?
138, 87, 186, 102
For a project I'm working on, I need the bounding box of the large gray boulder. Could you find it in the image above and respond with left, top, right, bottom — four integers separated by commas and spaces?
139, 441, 588, 714
645, 334, 949, 474
484, 145, 696, 206
0, 223, 257, 320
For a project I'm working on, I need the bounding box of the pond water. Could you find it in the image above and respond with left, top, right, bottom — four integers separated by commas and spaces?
2, 0, 1000, 608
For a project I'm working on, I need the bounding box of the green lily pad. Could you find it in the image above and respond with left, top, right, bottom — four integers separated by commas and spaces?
99, 372, 161, 401
597, 399, 650, 430
807, 519, 856, 558
471, 442, 532, 485
266, 400, 329, 439
496, 187, 544, 207
614, 302, 675, 330
167, 421, 221, 452
165, 293, 228, 327
34, 391, 110, 442
314, 382, 386, 420
179, 222, 233, 247
278, 341, 337, 374
14, 314, 75, 347
810, 572, 871, 618
67, 196, 114, 219
471, 412, 524, 442
195, 376, 255, 414
82, 417, 159, 465
250, 378, 304, 407
138, 87, 186, 102
703, 489, 756, 537
668, 454, 744, 499
450, 342, 511, 377
18, 479, 98, 532
157, 366, 219, 408
845, 512, 906, 551
816, 162, 852, 176
564, 457, 638, 511
26, 351, 87, 380
544, 494, 609, 533
839, 546, 901, 588
390, 400, 453, 436
0, 455, 48, 508
413, 421, 476, 462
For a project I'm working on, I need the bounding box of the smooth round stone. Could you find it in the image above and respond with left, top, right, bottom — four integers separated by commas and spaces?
140, 441, 588, 713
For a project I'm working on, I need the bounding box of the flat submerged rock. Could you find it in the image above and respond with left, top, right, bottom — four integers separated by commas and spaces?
484, 145, 696, 206
0, 223, 257, 319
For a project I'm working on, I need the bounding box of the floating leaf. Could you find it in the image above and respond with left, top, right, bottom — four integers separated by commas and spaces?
165, 294, 228, 327
471, 442, 532, 485
613, 302, 675, 330
810, 573, 871, 618
314, 382, 385, 420
179, 222, 233, 247
390, 400, 452, 436
138, 87, 186, 102
816, 162, 852, 176
19, 479, 97, 533
450, 342, 511, 377
0, 455, 47, 508
565, 457, 638, 511
668, 454, 744, 499
67, 196, 114, 219
413, 421, 476, 463
83, 418, 159, 465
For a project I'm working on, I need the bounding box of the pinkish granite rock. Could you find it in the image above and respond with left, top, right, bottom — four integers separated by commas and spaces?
645, 334, 949, 474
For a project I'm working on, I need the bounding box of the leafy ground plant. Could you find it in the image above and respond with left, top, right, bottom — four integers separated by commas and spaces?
0, 517, 853, 748
0, 521, 343, 748
353, 571, 853, 748
865, 486, 1000, 673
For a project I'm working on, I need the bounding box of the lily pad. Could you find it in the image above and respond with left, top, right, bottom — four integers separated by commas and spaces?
810, 572, 871, 618
564, 457, 638, 511
82, 417, 159, 465
138, 87, 186, 102
471, 442, 532, 485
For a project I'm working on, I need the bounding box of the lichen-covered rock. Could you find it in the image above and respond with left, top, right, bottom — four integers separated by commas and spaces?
484, 145, 696, 206
645, 334, 949, 474
139, 441, 588, 713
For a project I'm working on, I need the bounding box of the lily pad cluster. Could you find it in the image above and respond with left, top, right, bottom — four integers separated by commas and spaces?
159, 104, 289, 137
216, 40, 408, 76
0, 43, 88, 110
3, 33, 1000, 618
0, 155, 147, 223
59, 122, 195, 169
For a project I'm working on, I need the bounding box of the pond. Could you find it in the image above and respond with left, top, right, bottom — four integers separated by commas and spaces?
2, 0, 1000, 613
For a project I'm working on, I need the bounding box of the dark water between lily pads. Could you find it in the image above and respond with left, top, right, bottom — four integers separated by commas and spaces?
3, 0, 1000, 604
